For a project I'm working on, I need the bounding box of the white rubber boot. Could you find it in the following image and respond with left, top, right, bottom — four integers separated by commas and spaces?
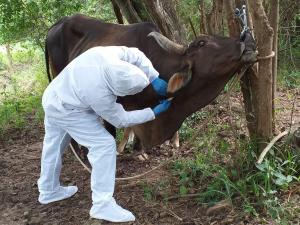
90, 198, 135, 223
39, 186, 78, 204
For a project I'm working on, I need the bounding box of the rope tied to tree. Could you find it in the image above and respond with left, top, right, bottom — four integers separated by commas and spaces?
257, 51, 276, 60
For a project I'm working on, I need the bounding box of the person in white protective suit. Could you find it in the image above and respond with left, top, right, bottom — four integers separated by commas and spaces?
37, 46, 171, 222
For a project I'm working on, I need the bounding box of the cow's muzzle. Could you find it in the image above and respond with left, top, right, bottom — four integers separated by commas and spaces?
241, 32, 257, 63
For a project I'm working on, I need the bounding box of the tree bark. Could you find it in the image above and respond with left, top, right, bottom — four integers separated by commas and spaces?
225, 0, 258, 138
111, 0, 186, 44
113, 0, 142, 23
111, 0, 124, 24
223, 0, 240, 37
269, 0, 279, 132
141, 0, 186, 44
206, 0, 224, 35
199, 0, 208, 34
248, 0, 274, 143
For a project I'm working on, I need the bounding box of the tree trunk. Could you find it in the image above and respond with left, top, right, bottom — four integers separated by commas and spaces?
141, 0, 186, 44
199, 0, 208, 34
248, 0, 274, 144
111, 0, 124, 24
112, 0, 141, 23
112, 0, 186, 44
224, 0, 240, 37
5, 44, 13, 71
206, 0, 224, 35
269, 0, 279, 132
224, 0, 255, 137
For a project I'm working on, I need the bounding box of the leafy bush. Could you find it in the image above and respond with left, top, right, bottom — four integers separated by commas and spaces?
0, 52, 8, 71
171, 137, 300, 221
0, 47, 47, 136
278, 69, 300, 89
12, 43, 38, 64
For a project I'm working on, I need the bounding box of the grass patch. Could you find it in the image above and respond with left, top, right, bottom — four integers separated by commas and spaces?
278, 67, 300, 89
135, 108, 300, 223
173, 119, 300, 222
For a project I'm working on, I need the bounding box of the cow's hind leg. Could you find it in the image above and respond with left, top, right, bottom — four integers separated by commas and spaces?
71, 139, 89, 162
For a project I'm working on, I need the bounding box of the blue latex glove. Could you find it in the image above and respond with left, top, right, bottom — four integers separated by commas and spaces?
152, 99, 171, 116
151, 77, 168, 96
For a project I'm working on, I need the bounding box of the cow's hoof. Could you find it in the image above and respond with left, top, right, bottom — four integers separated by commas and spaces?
137, 153, 149, 161
173, 142, 180, 148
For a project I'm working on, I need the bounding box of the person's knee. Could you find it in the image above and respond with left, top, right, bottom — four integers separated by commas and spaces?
90, 135, 116, 153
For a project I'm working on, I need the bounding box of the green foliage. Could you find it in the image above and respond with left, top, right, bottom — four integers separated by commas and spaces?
141, 179, 171, 202
0, 52, 7, 70
278, 67, 300, 89
175, 0, 228, 41
175, 0, 201, 41
278, 10, 300, 89
142, 183, 154, 201
0, 0, 115, 45
171, 135, 300, 222
0, 47, 47, 135
179, 111, 209, 141
84, 0, 117, 22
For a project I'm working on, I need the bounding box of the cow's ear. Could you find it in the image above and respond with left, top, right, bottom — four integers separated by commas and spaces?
167, 62, 192, 94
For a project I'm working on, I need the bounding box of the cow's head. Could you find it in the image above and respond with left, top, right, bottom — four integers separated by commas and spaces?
134, 31, 257, 148
148, 31, 257, 95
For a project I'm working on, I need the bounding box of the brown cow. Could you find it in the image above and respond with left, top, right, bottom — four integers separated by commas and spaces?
45, 14, 257, 150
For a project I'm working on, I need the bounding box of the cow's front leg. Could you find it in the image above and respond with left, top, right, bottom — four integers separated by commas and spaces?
171, 131, 180, 148
117, 127, 133, 154
164, 131, 180, 148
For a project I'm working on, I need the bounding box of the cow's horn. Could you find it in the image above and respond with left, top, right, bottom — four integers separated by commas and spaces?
148, 32, 186, 55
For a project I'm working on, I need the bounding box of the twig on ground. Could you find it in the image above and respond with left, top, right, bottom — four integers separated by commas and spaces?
206, 199, 232, 216
165, 193, 200, 201
161, 205, 183, 221
287, 186, 300, 203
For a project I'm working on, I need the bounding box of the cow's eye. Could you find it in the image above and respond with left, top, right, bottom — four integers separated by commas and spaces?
197, 40, 205, 47
188, 40, 205, 49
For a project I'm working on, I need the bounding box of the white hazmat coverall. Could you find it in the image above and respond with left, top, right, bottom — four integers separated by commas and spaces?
38, 46, 159, 222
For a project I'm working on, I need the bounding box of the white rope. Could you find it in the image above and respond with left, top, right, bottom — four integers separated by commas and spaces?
257, 51, 275, 60
69, 142, 171, 181
69, 143, 91, 173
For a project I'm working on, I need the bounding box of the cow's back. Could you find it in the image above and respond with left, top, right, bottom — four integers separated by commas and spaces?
46, 14, 159, 77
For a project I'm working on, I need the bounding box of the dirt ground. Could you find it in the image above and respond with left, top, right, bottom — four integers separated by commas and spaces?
0, 90, 299, 225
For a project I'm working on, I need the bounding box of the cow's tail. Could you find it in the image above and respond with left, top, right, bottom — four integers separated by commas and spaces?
45, 40, 52, 83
